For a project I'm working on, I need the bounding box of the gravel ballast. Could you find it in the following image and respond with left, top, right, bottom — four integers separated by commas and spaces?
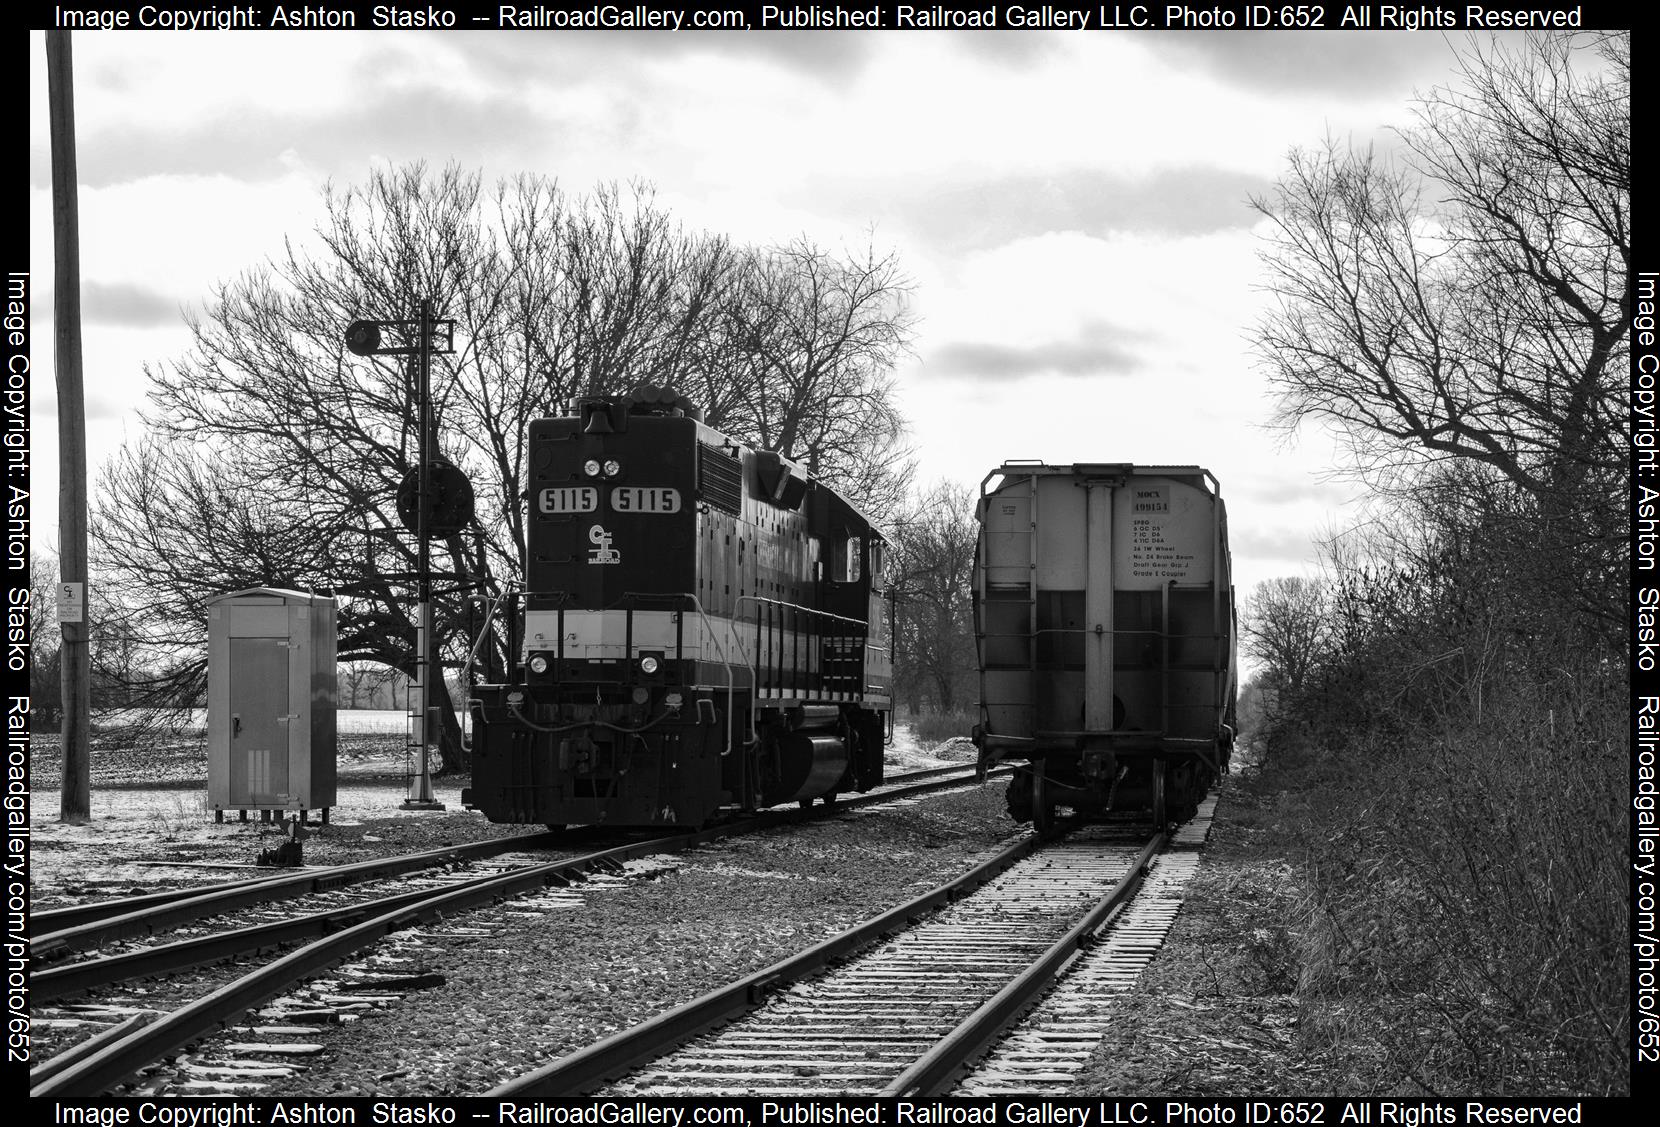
30, 722, 1352, 1095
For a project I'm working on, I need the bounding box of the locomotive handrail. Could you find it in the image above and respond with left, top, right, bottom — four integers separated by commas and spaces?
734, 594, 868, 628
736, 595, 870, 702
672, 592, 752, 757
463, 588, 512, 727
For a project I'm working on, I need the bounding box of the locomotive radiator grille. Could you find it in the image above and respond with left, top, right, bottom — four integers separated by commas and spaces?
698, 443, 743, 514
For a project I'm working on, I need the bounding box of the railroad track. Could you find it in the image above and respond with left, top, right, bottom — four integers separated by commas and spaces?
951, 795, 1218, 1094
31, 832, 564, 962
492, 794, 1220, 1097
29, 763, 996, 1096
34, 763, 974, 954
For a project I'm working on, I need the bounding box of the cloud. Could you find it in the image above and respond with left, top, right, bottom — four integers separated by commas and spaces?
82, 281, 181, 328
35, 79, 558, 190
852, 166, 1273, 254
1229, 525, 1324, 567
442, 28, 882, 84
41, 32, 884, 193
1147, 32, 1458, 96
928, 320, 1145, 382
953, 32, 1069, 68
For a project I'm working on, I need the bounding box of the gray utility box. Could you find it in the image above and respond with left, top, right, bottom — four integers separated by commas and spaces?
207, 588, 338, 820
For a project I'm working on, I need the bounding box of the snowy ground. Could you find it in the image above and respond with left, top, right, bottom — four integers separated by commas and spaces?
26, 716, 974, 905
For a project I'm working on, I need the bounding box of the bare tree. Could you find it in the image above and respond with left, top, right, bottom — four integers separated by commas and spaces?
890, 481, 979, 714
512, 179, 745, 409
97, 165, 516, 770
718, 235, 917, 512
340, 661, 402, 710
93, 165, 918, 770
1250, 33, 1628, 623
1242, 576, 1331, 701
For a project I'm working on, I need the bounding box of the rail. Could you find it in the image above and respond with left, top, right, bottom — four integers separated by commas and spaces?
490, 819, 1046, 1097
880, 831, 1165, 1096
30, 832, 565, 962
30, 767, 999, 1096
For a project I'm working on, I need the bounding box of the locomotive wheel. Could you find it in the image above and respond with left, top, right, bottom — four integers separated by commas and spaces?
1151, 759, 1168, 829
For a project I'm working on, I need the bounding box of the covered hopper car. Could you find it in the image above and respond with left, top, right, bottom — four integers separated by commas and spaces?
463, 386, 892, 829
972, 463, 1236, 830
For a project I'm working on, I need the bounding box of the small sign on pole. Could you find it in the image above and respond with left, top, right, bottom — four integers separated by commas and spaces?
57, 582, 84, 624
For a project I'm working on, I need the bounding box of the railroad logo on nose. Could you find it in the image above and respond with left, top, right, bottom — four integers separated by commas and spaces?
588, 524, 621, 565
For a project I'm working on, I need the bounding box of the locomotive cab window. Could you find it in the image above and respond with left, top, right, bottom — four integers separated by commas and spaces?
830, 533, 861, 583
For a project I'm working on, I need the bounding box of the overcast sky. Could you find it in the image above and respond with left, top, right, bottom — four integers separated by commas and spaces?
26, 26, 1552, 624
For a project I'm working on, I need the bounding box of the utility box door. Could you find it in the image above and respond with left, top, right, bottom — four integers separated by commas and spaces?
229, 637, 291, 804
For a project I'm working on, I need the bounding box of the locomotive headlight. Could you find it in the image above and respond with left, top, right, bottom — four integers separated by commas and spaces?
528, 655, 550, 674
583, 459, 602, 477
603, 459, 621, 477
639, 655, 660, 675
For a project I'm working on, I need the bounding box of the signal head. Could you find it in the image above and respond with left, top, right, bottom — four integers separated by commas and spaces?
344, 320, 382, 356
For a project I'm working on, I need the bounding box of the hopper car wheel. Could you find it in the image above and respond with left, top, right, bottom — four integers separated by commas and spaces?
1152, 759, 1168, 829
1032, 761, 1057, 837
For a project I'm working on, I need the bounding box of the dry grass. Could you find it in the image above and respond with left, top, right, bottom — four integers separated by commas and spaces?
1268, 664, 1629, 1095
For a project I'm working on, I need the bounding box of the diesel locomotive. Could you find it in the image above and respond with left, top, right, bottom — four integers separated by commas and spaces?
462, 386, 892, 828
972, 462, 1237, 830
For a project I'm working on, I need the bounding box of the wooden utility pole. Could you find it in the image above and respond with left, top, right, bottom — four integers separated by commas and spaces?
48, 31, 91, 823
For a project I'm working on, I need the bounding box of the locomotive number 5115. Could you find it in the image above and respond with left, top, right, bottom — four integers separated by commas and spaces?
611, 487, 681, 513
